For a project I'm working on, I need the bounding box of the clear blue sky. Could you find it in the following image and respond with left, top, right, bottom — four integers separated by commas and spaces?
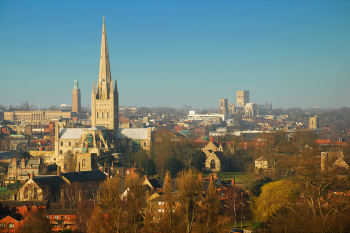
0, 0, 349, 109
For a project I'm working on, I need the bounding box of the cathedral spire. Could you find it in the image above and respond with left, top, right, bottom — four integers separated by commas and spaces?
98, 16, 111, 86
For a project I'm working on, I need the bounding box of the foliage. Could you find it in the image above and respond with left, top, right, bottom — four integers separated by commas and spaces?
21, 211, 51, 233
177, 168, 203, 233
165, 156, 183, 177
254, 179, 298, 221
250, 177, 272, 196
7, 180, 22, 190
144, 159, 156, 175
47, 163, 58, 174
188, 149, 206, 171
97, 151, 117, 167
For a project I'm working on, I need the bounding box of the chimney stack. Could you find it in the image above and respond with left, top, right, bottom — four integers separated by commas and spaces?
30, 172, 34, 180
22, 158, 26, 168
198, 173, 202, 180
231, 178, 235, 187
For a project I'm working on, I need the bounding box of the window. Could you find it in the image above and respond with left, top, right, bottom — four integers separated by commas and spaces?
97, 112, 99, 118
8, 224, 14, 229
33, 188, 37, 199
101, 112, 104, 118
82, 159, 86, 168
107, 112, 109, 118
47, 216, 50, 219
60, 142, 63, 146
24, 187, 28, 200
0, 224, 5, 228
210, 159, 216, 169
60, 150, 63, 154
55, 216, 59, 219
69, 142, 71, 146
144, 142, 147, 147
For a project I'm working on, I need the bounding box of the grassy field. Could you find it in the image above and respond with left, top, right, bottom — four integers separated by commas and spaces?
217, 172, 248, 183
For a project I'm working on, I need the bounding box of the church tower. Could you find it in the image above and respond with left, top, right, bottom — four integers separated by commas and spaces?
72, 80, 81, 113
91, 16, 119, 130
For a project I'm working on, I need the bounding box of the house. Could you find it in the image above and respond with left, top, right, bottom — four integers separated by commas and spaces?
0, 214, 24, 232
255, 156, 270, 170
142, 176, 163, 193
46, 209, 77, 232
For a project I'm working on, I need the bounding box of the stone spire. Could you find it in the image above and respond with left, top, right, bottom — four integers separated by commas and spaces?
98, 16, 112, 93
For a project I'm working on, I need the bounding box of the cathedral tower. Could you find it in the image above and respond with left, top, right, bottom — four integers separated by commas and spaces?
72, 80, 81, 113
91, 16, 119, 130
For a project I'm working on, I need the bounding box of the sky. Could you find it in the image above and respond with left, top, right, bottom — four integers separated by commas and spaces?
0, 0, 349, 110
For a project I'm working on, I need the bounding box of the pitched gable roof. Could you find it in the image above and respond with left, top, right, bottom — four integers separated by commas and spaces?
62, 170, 106, 183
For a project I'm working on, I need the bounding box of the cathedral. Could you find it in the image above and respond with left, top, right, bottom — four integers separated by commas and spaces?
91, 16, 119, 131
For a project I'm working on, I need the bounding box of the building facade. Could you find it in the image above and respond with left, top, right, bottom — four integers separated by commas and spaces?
237, 90, 249, 107
91, 17, 119, 131
218, 99, 229, 115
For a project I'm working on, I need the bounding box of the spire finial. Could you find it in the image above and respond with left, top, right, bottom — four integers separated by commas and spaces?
103, 15, 105, 22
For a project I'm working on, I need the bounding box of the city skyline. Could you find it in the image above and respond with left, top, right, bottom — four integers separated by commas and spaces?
1, 0, 349, 110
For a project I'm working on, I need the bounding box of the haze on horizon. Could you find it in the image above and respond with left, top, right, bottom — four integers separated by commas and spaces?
0, 0, 349, 110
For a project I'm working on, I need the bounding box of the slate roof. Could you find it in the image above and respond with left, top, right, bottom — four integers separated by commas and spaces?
148, 179, 163, 189
62, 170, 107, 183
255, 156, 268, 162
33, 176, 65, 193
116, 128, 149, 140
46, 209, 77, 215
59, 128, 85, 139
0, 201, 48, 207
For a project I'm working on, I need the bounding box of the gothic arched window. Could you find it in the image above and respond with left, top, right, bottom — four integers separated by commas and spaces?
210, 159, 216, 169
82, 159, 86, 168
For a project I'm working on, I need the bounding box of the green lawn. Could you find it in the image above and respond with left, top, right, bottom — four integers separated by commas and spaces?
217, 172, 248, 183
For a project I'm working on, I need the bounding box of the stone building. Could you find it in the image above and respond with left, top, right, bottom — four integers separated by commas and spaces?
309, 115, 319, 130
7, 158, 42, 181
218, 98, 229, 114
237, 90, 249, 107
116, 128, 153, 153
72, 80, 81, 114
91, 16, 119, 130
205, 151, 224, 172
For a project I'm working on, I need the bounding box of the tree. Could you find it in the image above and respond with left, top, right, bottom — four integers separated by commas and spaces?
165, 156, 183, 177
177, 168, 203, 233
250, 177, 272, 197
21, 211, 51, 233
254, 179, 299, 221
145, 159, 156, 176
197, 179, 223, 233
160, 171, 177, 233
188, 149, 206, 171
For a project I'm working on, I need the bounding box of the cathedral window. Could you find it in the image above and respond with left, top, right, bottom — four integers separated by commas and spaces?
97, 112, 99, 118
82, 159, 86, 168
210, 159, 216, 169
24, 187, 28, 200
107, 112, 109, 118
102, 112, 104, 118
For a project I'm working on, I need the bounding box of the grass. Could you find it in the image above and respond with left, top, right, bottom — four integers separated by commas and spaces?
217, 172, 248, 183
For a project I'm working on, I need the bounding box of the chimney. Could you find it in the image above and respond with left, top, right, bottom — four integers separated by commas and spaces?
107, 169, 110, 179
231, 178, 235, 187
104, 161, 106, 167
144, 175, 148, 180
57, 166, 61, 177
111, 162, 114, 169
30, 172, 34, 180
198, 173, 202, 180
22, 158, 26, 168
